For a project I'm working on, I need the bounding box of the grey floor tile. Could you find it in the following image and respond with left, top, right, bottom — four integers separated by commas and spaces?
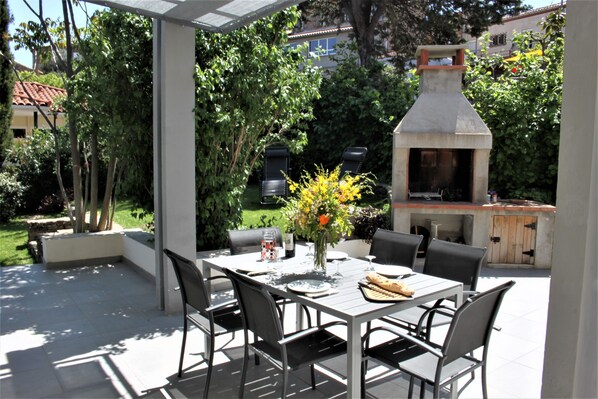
3, 346, 50, 373
0, 365, 63, 398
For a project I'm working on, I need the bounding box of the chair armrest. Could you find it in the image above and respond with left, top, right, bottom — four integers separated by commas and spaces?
362, 325, 443, 359
204, 275, 230, 283
278, 321, 347, 345
205, 298, 237, 313
417, 304, 457, 336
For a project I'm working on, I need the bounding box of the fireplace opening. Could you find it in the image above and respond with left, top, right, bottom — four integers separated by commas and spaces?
408, 148, 473, 202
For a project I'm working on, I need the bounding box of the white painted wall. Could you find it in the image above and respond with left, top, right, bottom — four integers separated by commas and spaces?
542, 1, 598, 397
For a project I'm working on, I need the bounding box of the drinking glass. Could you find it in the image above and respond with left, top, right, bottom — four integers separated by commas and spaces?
365, 255, 376, 272
333, 259, 343, 277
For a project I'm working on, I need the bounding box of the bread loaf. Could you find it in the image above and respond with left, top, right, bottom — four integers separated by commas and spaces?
366, 272, 415, 296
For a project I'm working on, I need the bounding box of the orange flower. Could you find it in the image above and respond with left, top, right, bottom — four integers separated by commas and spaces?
319, 214, 330, 226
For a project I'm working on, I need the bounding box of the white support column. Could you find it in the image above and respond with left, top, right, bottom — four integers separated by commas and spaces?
542, 1, 598, 397
153, 20, 197, 312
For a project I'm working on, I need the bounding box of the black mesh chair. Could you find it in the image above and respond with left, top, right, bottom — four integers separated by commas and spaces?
260, 145, 290, 204
163, 249, 243, 399
369, 228, 424, 268
362, 281, 515, 399
228, 227, 283, 255
223, 268, 347, 399
340, 146, 367, 177
381, 239, 488, 334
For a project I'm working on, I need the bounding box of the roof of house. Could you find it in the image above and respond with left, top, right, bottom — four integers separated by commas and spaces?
503, 2, 566, 23
13, 81, 66, 108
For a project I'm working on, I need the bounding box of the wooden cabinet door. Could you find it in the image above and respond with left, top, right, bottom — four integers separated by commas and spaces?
489, 215, 537, 264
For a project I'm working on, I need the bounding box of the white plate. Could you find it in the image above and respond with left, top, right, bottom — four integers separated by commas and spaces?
236, 263, 268, 273
287, 280, 332, 294
374, 265, 413, 278
327, 251, 348, 261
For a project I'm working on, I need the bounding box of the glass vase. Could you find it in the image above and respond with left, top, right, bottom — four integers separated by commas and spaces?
313, 232, 328, 272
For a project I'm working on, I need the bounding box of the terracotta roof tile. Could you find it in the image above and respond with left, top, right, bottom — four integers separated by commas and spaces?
13, 81, 67, 108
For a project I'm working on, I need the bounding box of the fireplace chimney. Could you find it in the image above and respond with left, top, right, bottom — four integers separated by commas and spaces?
393, 45, 492, 203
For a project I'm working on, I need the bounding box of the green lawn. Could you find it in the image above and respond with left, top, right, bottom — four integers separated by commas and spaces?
0, 219, 34, 266
240, 184, 285, 230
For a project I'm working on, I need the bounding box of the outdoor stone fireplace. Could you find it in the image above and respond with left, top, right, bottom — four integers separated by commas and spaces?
391, 45, 555, 268
394, 45, 492, 203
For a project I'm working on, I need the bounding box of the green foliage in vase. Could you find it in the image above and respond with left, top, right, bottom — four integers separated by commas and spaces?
194, 8, 321, 250
464, 10, 565, 204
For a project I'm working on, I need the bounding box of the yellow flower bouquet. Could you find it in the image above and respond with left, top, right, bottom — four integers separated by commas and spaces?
281, 166, 372, 270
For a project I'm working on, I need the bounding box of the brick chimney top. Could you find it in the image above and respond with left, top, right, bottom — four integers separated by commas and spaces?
416, 44, 468, 75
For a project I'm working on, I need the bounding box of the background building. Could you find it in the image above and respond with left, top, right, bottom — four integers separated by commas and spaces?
10, 81, 66, 139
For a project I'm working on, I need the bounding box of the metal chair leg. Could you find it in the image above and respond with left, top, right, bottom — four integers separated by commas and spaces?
420, 380, 426, 399
310, 364, 316, 390
408, 376, 414, 399
239, 342, 249, 399
482, 363, 488, 399
203, 333, 215, 399
178, 317, 188, 378
282, 364, 289, 399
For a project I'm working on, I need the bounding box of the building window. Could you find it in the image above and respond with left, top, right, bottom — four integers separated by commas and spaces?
490, 33, 507, 47
309, 37, 337, 57
12, 129, 26, 139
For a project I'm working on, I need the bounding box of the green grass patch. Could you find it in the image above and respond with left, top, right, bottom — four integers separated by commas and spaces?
241, 185, 285, 230
0, 218, 35, 266
113, 200, 153, 230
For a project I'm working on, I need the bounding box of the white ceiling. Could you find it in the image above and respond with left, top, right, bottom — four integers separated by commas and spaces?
84, 0, 302, 33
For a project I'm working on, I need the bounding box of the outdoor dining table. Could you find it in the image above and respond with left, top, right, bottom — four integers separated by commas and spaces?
202, 245, 463, 398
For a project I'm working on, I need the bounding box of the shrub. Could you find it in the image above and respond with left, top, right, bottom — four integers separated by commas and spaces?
3, 128, 72, 213
351, 205, 390, 243
0, 172, 25, 222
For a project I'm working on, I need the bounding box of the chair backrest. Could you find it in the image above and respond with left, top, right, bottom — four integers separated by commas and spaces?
263, 146, 290, 180
164, 249, 211, 315
340, 147, 367, 176
223, 268, 283, 346
423, 239, 487, 292
442, 280, 515, 364
369, 229, 423, 268
228, 227, 283, 255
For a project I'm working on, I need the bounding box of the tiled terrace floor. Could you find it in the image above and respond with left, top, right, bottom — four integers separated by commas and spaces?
0, 262, 550, 398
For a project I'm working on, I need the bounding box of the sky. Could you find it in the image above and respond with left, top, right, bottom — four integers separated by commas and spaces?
6, 0, 564, 68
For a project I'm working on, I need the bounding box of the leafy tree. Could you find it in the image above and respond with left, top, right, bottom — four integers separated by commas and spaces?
17, 70, 64, 88
300, 43, 417, 183
464, 10, 565, 204
72, 10, 153, 230
0, 0, 14, 163
7, 1, 130, 232
194, 8, 321, 249
7, 0, 88, 231
304, 0, 529, 68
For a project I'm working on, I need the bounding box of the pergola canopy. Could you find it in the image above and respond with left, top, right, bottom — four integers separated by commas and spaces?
84, 0, 302, 33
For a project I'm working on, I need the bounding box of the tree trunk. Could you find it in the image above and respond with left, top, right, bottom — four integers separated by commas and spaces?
350, 0, 384, 67
89, 131, 99, 231
97, 154, 117, 231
